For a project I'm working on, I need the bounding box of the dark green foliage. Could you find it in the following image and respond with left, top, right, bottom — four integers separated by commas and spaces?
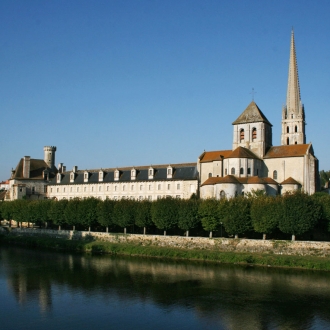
64, 198, 81, 229
278, 192, 322, 237
251, 196, 281, 236
135, 200, 153, 229
198, 199, 220, 235
77, 197, 99, 230
28, 200, 52, 226
97, 199, 115, 229
221, 196, 252, 237
178, 199, 200, 232
48, 199, 68, 228
0, 202, 14, 222
319, 170, 330, 187
11, 200, 30, 223
112, 199, 136, 229
151, 197, 179, 233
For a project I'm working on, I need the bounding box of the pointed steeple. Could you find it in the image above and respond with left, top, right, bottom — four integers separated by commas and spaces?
286, 29, 301, 115
281, 30, 306, 145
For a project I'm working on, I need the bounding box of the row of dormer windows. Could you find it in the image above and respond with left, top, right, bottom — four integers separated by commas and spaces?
57, 166, 174, 184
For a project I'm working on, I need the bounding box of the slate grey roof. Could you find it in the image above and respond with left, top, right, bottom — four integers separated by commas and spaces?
50, 163, 198, 185
232, 101, 272, 126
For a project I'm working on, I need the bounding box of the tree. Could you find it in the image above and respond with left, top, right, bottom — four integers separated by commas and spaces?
11, 200, 30, 227
48, 199, 68, 230
178, 199, 200, 236
221, 197, 252, 238
198, 199, 220, 238
64, 198, 81, 230
250, 195, 281, 239
112, 199, 136, 234
28, 200, 52, 228
0, 202, 14, 226
319, 170, 330, 188
151, 197, 179, 235
135, 200, 153, 235
77, 197, 99, 232
278, 191, 322, 241
97, 199, 115, 232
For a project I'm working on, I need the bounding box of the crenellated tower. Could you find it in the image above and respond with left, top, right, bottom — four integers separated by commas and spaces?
44, 146, 56, 170
281, 30, 306, 145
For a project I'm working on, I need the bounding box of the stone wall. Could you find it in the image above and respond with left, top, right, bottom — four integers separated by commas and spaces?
8, 228, 330, 257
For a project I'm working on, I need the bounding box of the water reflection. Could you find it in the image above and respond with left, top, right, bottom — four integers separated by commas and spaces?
1, 246, 330, 330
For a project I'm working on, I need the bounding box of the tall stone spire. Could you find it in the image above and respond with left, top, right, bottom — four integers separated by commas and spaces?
281, 30, 306, 145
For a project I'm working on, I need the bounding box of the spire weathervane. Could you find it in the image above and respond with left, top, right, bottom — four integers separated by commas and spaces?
250, 88, 256, 101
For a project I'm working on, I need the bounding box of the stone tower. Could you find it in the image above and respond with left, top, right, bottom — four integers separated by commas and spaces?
281, 30, 306, 145
44, 146, 56, 170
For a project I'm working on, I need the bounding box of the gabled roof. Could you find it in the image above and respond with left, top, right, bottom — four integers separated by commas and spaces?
264, 144, 312, 158
199, 150, 232, 163
281, 177, 301, 185
227, 147, 260, 159
11, 158, 57, 180
232, 101, 272, 126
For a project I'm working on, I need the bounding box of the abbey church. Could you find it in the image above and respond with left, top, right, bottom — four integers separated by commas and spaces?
6, 31, 319, 201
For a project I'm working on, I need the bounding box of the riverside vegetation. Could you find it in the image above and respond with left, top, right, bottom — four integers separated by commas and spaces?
2, 191, 330, 270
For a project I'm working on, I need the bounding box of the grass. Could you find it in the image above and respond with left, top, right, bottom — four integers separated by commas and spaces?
1, 233, 330, 271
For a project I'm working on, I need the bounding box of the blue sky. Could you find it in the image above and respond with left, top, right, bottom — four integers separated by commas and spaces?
1, 0, 330, 180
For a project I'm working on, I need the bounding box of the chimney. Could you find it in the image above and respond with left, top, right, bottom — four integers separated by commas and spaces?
73, 166, 78, 173
23, 156, 30, 178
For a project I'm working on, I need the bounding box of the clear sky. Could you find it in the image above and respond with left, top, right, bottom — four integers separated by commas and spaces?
1, 0, 330, 180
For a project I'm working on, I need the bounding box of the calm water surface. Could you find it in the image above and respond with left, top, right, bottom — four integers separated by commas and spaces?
0, 246, 330, 330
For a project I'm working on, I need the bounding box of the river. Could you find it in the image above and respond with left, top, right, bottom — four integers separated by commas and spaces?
0, 246, 330, 330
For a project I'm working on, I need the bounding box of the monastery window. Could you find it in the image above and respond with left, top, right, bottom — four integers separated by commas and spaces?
99, 186, 102, 192
148, 196, 152, 201
231, 167, 235, 175
149, 169, 152, 175
247, 168, 251, 175
44, 186, 48, 193
273, 170, 277, 180
291, 114, 293, 119
240, 129, 245, 142
57, 188, 59, 193
131, 185, 134, 191
220, 190, 225, 199
208, 173, 212, 178
177, 183, 180, 190
252, 128, 257, 141
167, 184, 170, 190
92, 187, 94, 192
84, 174, 87, 179
240, 167, 244, 175
123, 185, 126, 191
225, 168, 228, 175
295, 141, 297, 144
140, 185, 143, 191
107, 186, 109, 191
148, 185, 151, 191
287, 126, 289, 133
77, 187, 79, 192
115, 186, 117, 192
168, 169, 171, 175
51, 188, 53, 193
295, 126, 298, 133
287, 137, 289, 145
84, 187, 86, 192
158, 184, 161, 190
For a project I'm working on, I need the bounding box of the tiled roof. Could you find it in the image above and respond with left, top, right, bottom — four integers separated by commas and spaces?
227, 147, 260, 159
51, 163, 198, 185
281, 177, 301, 185
199, 150, 232, 163
11, 158, 57, 180
264, 144, 312, 158
232, 101, 272, 126
201, 175, 279, 186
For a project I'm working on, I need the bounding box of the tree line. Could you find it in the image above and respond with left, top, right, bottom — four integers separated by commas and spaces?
1, 191, 330, 241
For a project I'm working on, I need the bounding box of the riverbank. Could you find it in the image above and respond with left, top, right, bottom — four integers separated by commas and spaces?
1, 228, 330, 271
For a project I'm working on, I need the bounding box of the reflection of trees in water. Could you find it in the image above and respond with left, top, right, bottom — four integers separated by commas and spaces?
2, 246, 330, 329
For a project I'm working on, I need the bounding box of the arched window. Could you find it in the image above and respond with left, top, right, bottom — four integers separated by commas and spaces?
231, 167, 235, 175
252, 128, 257, 141
208, 173, 212, 178
273, 170, 277, 180
240, 129, 245, 142
295, 126, 298, 133
287, 126, 289, 133
220, 190, 225, 199
247, 168, 251, 175
287, 137, 289, 145
295, 141, 297, 144
225, 168, 228, 175
240, 167, 244, 175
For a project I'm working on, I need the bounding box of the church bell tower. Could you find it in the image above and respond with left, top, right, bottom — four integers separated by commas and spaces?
281, 30, 306, 145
